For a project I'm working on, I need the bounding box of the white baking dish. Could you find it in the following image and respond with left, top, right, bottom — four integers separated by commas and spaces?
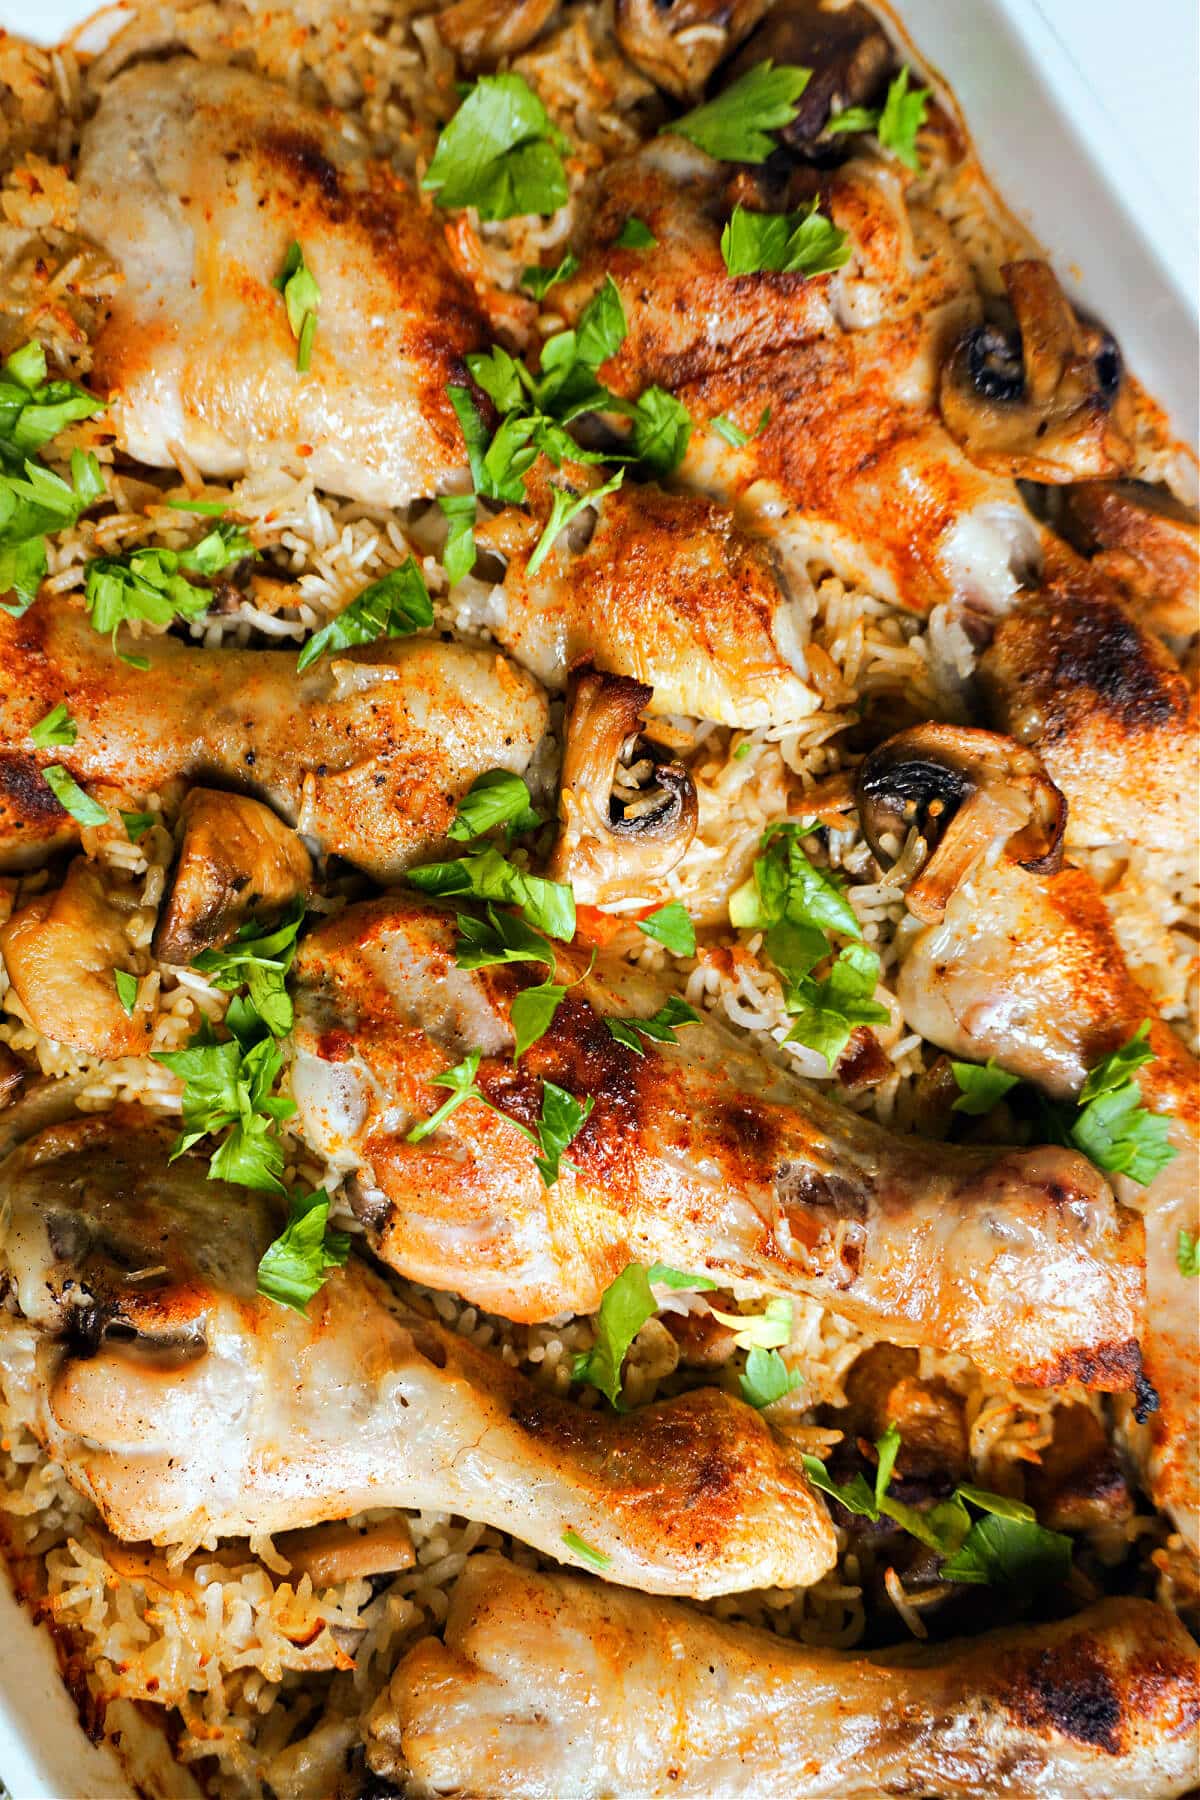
0, 3, 1196, 1795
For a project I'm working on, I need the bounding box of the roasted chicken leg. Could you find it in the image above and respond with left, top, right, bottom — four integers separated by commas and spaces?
289, 892, 1146, 1391
0, 599, 548, 878
0, 1110, 836, 1595
76, 60, 486, 505
367, 1556, 1200, 1799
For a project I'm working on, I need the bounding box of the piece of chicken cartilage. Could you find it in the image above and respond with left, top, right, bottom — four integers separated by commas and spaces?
2, 1110, 837, 1597
76, 59, 487, 506
289, 892, 1147, 1393
0, 600, 548, 882
367, 1557, 1200, 1800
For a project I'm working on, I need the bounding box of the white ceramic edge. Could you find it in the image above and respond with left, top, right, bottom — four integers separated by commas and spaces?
0, 4, 1196, 1796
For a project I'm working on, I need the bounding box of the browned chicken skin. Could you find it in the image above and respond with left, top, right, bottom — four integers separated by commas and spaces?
289, 893, 1146, 1392
0, 858, 149, 1058
0, 1111, 836, 1595
980, 567, 1199, 851
368, 1557, 1200, 1798
0, 600, 548, 879
76, 60, 486, 505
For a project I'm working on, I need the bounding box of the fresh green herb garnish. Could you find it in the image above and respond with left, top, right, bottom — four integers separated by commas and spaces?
1177, 1229, 1199, 1278
448, 768, 543, 844
628, 387, 692, 479
721, 200, 849, 278
120, 809, 155, 843
531, 1080, 594, 1186
710, 406, 771, 448
155, 1000, 297, 1193
561, 1528, 611, 1571
636, 901, 695, 958
406, 1050, 487, 1144
510, 975, 570, 1060
573, 1260, 716, 1407
40, 764, 107, 827
422, 73, 569, 221
951, 1056, 1022, 1115
615, 216, 656, 249
256, 1188, 350, 1313
732, 740, 754, 760
85, 522, 256, 647
783, 940, 888, 1070
605, 995, 699, 1055
190, 897, 306, 1038
437, 493, 477, 587
29, 701, 76, 749
520, 252, 580, 299
408, 844, 575, 940
730, 822, 860, 949
0, 448, 104, 617
165, 496, 229, 515
710, 1295, 792, 1349
740, 1346, 805, 1409
295, 558, 433, 672
802, 1424, 1072, 1594
828, 67, 930, 172
528, 470, 624, 575
0, 340, 102, 463
1070, 1023, 1176, 1185
272, 242, 320, 372
113, 968, 138, 1016
663, 62, 812, 163
454, 904, 554, 970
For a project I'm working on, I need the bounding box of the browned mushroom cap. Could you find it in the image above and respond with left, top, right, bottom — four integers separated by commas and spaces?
153, 788, 312, 965
0, 859, 152, 1060
1059, 481, 1199, 639
940, 260, 1134, 482
723, 0, 893, 145
435, 0, 559, 71
855, 723, 1065, 923
548, 662, 698, 907
616, 0, 770, 102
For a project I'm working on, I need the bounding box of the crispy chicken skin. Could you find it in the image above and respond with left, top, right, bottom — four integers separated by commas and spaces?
367, 1557, 1200, 1799
0, 600, 548, 880
980, 568, 1199, 850
1060, 481, 1200, 640
554, 143, 1039, 611
289, 893, 1146, 1391
498, 482, 818, 726
75, 60, 486, 505
896, 856, 1199, 1552
0, 1111, 836, 1595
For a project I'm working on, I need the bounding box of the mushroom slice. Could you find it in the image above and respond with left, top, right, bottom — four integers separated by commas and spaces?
940, 260, 1135, 481
615, 0, 770, 101
549, 662, 698, 907
855, 723, 1065, 923
1059, 480, 1200, 639
274, 1517, 416, 1587
723, 0, 893, 145
435, 0, 559, 71
0, 858, 150, 1060
152, 788, 312, 965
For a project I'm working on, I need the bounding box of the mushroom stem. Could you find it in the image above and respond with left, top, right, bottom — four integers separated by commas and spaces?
549, 662, 699, 907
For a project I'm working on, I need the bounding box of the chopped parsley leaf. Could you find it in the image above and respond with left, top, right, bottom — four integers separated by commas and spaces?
783, 940, 888, 1070
710, 406, 770, 448
826, 67, 930, 171
0, 448, 104, 618
561, 1528, 610, 1571
154, 1000, 297, 1193
710, 1295, 793, 1350
636, 901, 695, 958
605, 995, 699, 1055
408, 844, 575, 940
628, 386, 692, 478
448, 768, 543, 843
721, 199, 849, 279
528, 470, 624, 575
1177, 1229, 1199, 1278
615, 216, 656, 249
190, 897, 306, 1038
520, 252, 580, 299
573, 1260, 716, 1408
256, 1188, 350, 1313
951, 1056, 1022, 1115
422, 73, 569, 221
120, 810, 155, 843
295, 558, 433, 672
272, 242, 320, 372
531, 1080, 594, 1186
437, 493, 477, 587
113, 968, 138, 1016
663, 62, 812, 163
1069, 1022, 1176, 1185
454, 904, 554, 970
29, 701, 76, 750
41, 764, 107, 827
85, 522, 256, 646
740, 1346, 805, 1409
